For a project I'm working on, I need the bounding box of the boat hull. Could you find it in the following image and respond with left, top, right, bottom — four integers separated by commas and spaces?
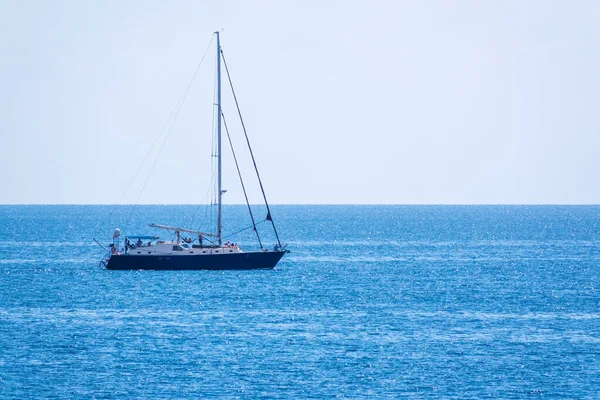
105, 250, 286, 270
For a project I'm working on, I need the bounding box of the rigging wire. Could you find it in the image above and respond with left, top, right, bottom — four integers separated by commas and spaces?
222, 220, 267, 241
222, 111, 263, 249
220, 50, 282, 246
189, 40, 220, 237
95, 35, 215, 239
187, 186, 212, 232
124, 36, 216, 231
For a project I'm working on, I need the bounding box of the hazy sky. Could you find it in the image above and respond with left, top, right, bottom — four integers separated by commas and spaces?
1, 0, 599, 204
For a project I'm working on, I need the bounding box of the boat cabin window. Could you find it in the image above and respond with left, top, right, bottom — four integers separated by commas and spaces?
172, 245, 184, 251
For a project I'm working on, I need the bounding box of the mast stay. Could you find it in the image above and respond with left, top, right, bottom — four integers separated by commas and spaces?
222, 111, 264, 249
220, 49, 283, 248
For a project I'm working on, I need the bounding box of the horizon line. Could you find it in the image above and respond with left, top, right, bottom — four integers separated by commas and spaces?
1, 203, 599, 206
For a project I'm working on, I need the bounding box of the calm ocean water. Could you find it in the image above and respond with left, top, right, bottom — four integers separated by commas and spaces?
0, 205, 599, 398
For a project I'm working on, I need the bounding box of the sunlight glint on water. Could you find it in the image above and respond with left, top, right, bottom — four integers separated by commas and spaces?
0, 205, 599, 398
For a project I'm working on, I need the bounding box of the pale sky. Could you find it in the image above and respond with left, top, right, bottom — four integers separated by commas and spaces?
1, 0, 599, 204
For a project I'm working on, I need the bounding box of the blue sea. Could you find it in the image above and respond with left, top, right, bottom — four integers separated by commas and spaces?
1, 205, 599, 398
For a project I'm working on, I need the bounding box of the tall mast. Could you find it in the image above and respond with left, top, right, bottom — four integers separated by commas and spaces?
216, 31, 223, 246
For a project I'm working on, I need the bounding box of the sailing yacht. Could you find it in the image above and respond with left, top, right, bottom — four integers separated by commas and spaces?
100, 32, 288, 270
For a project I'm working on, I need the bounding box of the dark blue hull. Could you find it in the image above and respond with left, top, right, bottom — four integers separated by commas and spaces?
105, 250, 286, 270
